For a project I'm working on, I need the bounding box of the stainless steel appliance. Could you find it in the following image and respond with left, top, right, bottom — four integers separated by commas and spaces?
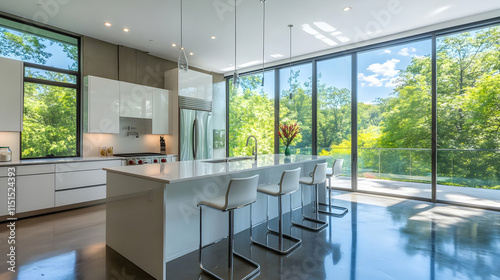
114, 153, 174, 166
179, 96, 213, 161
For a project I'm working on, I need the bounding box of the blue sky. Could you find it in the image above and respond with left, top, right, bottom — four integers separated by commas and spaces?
0, 25, 77, 71
259, 39, 431, 104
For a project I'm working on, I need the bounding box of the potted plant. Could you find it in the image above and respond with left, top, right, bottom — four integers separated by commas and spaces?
278, 122, 300, 157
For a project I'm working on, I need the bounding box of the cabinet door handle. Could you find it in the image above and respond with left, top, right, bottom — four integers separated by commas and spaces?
192, 119, 197, 160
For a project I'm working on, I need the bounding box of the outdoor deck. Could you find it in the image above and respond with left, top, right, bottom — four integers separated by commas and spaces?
331, 177, 500, 209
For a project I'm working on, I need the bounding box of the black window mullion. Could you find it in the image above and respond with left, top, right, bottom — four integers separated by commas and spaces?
312, 60, 317, 155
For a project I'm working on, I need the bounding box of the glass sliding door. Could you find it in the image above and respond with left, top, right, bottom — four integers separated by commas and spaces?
279, 63, 312, 155
317, 56, 352, 190
357, 39, 432, 198
437, 25, 500, 208
228, 71, 275, 157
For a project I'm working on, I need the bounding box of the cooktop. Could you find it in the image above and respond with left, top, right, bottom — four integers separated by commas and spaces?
114, 153, 165, 157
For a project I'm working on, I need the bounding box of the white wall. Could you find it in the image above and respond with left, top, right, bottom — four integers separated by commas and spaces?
83, 118, 170, 157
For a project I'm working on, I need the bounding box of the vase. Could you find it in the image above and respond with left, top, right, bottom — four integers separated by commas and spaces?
285, 146, 291, 157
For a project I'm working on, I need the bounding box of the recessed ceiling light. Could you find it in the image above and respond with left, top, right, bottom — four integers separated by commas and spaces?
343, 7, 351, 11
270, 54, 283, 58
123, 28, 130, 32
189, 52, 194, 56
171, 43, 177, 47
210, 36, 216, 39
104, 22, 112, 27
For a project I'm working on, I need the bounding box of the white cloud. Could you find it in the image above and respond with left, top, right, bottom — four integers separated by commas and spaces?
398, 47, 417, 56
383, 49, 391, 54
385, 77, 401, 88
358, 73, 383, 87
366, 59, 400, 77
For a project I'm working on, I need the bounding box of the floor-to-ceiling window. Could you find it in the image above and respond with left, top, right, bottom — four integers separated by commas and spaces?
228, 71, 275, 157
357, 40, 432, 198
437, 24, 500, 208
279, 63, 312, 155
317, 56, 352, 189
226, 18, 500, 210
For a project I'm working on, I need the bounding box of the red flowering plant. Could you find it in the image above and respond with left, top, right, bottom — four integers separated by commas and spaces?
278, 122, 300, 147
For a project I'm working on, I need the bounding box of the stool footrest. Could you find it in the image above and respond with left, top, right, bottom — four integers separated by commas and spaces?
200, 251, 260, 280
318, 203, 349, 217
292, 216, 328, 231
251, 229, 302, 255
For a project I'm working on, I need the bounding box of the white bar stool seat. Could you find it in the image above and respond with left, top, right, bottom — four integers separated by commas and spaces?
320, 159, 348, 217
292, 162, 328, 231
250, 168, 302, 255
198, 174, 260, 280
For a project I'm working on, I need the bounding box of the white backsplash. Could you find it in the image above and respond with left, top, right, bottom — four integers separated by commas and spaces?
83, 118, 170, 157
0, 132, 20, 161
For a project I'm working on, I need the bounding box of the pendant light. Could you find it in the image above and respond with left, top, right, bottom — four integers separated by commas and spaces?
233, 0, 240, 88
288, 24, 293, 99
178, 0, 188, 71
260, 0, 266, 87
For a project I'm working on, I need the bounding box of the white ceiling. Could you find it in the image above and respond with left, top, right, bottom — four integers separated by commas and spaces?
1, 0, 500, 74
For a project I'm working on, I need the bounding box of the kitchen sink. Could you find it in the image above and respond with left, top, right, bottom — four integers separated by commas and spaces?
203, 156, 255, 163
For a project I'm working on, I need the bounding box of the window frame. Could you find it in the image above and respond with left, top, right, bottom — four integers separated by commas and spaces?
0, 15, 82, 159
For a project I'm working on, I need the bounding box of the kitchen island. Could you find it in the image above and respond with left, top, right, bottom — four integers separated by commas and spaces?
104, 154, 328, 279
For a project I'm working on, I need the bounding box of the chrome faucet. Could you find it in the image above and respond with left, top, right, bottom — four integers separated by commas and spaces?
246, 135, 258, 160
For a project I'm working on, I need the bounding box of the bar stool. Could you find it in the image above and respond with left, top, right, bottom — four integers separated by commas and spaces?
198, 175, 260, 280
319, 159, 348, 217
292, 162, 328, 231
250, 167, 302, 255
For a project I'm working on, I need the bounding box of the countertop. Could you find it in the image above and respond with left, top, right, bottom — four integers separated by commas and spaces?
104, 154, 328, 184
0, 156, 124, 167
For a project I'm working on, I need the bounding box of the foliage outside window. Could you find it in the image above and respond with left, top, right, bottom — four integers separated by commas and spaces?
228, 72, 275, 157
279, 64, 312, 155
437, 25, 500, 190
0, 18, 79, 158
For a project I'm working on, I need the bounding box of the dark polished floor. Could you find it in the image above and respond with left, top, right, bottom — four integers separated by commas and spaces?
1, 191, 499, 280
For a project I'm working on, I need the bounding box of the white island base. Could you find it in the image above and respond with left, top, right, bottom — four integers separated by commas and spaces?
104, 155, 328, 279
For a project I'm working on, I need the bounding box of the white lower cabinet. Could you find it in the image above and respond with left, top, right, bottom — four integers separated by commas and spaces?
55, 185, 106, 207
0, 178, 8, 216
56, 170, 106, 190
17, 174, 55, 213
0, 159, 122, 218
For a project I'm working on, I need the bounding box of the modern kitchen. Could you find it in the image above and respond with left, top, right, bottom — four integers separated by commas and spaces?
1, 1, 500, 280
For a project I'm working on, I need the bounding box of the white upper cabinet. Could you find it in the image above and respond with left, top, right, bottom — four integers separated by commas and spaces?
178, 70, 213, 101
83, 76, 120, 133
0, 57, 23, 132
152, 88, 170, 134
119, 81, 153, 119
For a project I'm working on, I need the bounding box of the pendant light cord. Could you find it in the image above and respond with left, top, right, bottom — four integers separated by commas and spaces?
288, 24, 293, 99
234, 0, 237, 74
261, 0, 266, 84
180, 0, 183, 49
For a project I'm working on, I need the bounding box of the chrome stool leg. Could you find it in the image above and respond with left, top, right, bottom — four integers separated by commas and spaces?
199, 206, 260, 280
291, 183, 328, 232
318, 177, 348, 217
250, 194, 302, 255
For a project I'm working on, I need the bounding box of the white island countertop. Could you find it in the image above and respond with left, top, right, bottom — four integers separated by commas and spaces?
103, 154, 328, 184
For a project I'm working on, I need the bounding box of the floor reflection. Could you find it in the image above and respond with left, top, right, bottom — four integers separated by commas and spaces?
0, 192, 499, 279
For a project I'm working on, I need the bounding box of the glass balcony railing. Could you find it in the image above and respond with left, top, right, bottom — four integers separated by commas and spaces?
320, 147, 500, 190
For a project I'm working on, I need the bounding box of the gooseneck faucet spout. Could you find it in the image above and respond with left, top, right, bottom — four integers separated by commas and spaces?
246, 135, 258, 161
